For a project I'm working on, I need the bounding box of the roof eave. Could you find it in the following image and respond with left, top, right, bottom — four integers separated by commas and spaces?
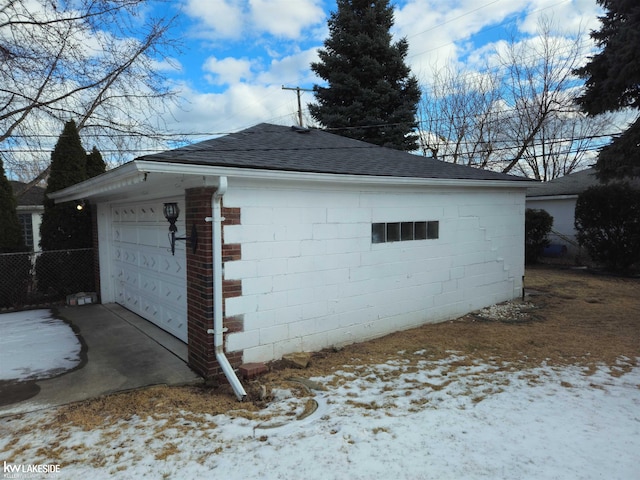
526, 194, 580, 200
49, 160, 530, 203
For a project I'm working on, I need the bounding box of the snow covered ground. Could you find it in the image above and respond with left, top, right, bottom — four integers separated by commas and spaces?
0, 305, 638, 480
0, 309, 82, 382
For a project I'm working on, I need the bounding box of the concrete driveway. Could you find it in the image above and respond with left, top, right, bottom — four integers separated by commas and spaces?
0, 303, 201, 417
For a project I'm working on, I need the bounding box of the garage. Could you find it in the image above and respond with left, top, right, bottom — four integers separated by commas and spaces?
48, 123, 530, 384
110, 199, 188, 342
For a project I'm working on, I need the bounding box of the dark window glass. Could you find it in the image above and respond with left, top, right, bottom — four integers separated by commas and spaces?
372, 220, 438, 243
427, 221, 439, 239
401, 222, 414, 241
386, 223, 400, 242
372, 223, 385, 244
18, 213, 33, 250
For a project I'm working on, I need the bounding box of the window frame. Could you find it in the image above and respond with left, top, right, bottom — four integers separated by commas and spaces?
372, 220, 439, 244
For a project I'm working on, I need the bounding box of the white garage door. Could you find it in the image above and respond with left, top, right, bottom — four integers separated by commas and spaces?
111, 201, 188, 342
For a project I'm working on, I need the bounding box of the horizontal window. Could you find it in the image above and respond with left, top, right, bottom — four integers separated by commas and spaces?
372, 221, 439, 243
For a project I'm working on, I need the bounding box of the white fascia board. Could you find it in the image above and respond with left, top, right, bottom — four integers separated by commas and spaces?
48, 162, 146, 203
527, 194, 579, 201
49, 159, 529, 203
139, 161, 529, 189
209, 165, 529, 189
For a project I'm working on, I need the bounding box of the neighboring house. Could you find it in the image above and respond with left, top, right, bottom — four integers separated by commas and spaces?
10, 181, 45, 251
526, 168, 598, 257
49, 123, 531, 393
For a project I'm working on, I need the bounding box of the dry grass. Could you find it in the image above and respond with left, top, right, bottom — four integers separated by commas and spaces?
8, 266, 638, 434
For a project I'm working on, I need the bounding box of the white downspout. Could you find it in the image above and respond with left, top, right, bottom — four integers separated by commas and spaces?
206, 176, 247, 401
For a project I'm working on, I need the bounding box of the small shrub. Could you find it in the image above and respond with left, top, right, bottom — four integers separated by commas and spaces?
525, 208, 553, 264
575, 183, 640, 272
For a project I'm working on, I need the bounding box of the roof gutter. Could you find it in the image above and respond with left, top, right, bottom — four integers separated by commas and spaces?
207, 176, 247, 401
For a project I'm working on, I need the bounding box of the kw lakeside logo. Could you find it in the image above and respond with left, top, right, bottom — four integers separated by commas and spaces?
2, 461, 61, 478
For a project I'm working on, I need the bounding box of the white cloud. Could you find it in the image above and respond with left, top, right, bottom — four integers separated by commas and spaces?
393, 0, 602, 85
395, 0, 530, 76
182, 0, 245, 39
182, 0, 324, 40
164, 0, 604, 137
518, 0, 603, 36
255, 48, 320, 86
203, 56, 254, 85
165, 83, 300, 134
249, 0, 325, 38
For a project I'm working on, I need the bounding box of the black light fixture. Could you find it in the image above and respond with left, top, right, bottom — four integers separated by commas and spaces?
163, 202, 198, 255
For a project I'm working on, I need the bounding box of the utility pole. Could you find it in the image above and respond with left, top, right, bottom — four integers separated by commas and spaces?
282, 85, 313, 127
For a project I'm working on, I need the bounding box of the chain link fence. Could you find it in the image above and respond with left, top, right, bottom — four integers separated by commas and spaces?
0, 248, 95, 310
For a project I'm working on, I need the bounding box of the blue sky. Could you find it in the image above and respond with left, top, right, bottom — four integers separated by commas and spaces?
147, 0, 603, 140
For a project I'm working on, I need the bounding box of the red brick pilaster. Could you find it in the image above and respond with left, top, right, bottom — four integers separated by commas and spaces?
185, 191, 245, 380
185, 187, 217, 378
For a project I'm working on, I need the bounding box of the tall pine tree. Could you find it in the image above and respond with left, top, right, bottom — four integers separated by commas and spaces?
0, 158, 25, 253
86, 146, 107, 179
40, 120, 91, 250
574, 0, 640, 180
309, 0, 421, 151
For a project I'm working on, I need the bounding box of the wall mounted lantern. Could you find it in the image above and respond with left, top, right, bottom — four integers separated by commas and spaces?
163, 202, 198, 256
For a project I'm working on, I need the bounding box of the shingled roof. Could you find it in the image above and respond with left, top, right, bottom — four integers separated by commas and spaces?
526, 168, 598, 197
10, 181, 45, 206
137, 123, 530, 183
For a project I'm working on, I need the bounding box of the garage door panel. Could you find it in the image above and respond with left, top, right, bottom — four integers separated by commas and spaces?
116, 225, 139, 244
140, 252, 159, 271
137, 205, 162, 222
114, 247, 139, 268
115, 266, 138, 289
138, 226, 165, 247
139, 273, 159, 295
112, 201, 188, 343
161, 307, 187, 341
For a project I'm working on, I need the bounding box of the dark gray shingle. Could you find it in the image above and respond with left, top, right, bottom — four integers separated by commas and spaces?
526, 169, 598, 197
10, 181, 45, 206
138, 123, 530, 182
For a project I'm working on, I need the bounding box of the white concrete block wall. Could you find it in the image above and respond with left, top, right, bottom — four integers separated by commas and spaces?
223, 181, 525, 363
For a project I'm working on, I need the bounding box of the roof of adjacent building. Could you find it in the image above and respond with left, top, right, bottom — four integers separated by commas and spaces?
138, 123, 531, 183
526, 168, 600, 197
10, 181, 45, 206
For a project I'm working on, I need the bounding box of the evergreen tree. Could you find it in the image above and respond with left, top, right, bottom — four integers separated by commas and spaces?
574, 0, 640, 180
0, 158, 24, 253
86, 146, 106, 179
309, 0, 421, 151
40, 120, 90, 250
0, 158, 30, 307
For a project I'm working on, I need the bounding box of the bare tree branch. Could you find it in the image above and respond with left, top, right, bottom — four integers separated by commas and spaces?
418, 16, 610, 180
0, 0, 180, 183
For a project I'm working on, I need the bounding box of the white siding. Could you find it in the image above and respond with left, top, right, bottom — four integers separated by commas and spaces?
223, 181, 525, 363
526, 197, 579, 254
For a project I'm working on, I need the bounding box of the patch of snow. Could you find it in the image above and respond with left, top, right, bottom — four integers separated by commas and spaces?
0, 309, 82, 382
1, 353, 638, 479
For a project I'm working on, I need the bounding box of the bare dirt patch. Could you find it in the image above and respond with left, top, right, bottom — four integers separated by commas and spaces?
7, 266, 638, 435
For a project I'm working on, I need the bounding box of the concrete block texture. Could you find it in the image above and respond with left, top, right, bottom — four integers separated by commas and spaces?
223, 183, 525, 364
